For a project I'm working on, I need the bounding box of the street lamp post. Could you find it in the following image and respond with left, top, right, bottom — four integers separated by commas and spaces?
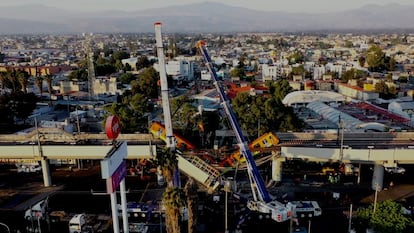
339, 119, 344, 161
224, 180, 231, 233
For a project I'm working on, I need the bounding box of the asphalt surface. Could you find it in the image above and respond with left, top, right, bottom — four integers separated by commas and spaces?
0, 163, 414, 233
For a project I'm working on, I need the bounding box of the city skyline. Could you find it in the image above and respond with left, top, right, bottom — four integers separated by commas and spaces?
0, 0, 413, 13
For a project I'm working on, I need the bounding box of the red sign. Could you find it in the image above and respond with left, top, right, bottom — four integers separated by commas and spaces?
105, 115, 121, 139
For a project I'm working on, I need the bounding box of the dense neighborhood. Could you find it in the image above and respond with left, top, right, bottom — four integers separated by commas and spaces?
1, 29, 414, 233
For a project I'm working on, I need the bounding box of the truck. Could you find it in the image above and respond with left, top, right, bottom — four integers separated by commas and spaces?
197, 40, 293, 222
24, 198, 48, 221
68, 213, 111, 233
291, 201, 322, 218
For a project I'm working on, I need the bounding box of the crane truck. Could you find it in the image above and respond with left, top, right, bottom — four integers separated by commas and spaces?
196, 41, 293, 222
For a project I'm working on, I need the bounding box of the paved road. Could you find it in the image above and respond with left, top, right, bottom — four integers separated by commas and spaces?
0, 163, 414, 233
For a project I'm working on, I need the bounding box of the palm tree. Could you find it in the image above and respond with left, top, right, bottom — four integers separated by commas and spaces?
163, 187, 186, 233
35, 76, 43, 97
8, 70, 18, 93
44, 74, 53, 96
184, 177, 198, 233
153, 148, 184, 233
0, 71, 7, 92
16, 70, 29, 94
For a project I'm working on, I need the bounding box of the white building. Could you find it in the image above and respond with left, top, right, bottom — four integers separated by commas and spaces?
154, 58, 195, 81
261, 63, 280, 82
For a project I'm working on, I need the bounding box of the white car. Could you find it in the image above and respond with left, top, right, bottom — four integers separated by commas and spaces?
384, 166, 406, 174
16, 163, 42, 173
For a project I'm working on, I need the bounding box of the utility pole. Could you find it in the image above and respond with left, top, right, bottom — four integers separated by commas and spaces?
348, 204, 353, 233
373, 183, 379, 214
339, 118, 344, 161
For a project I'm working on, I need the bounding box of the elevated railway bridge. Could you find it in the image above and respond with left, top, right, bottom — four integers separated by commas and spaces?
0, 128, 413, 191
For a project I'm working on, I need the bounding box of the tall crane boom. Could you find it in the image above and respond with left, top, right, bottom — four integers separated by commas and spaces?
153, 23, 221, 193
197, 41, 292, 222
197, 41, 270, 202
154, 22, 176, 151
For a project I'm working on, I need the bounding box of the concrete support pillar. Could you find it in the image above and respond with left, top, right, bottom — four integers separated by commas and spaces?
371, 164, 384, 191
272, 157, 284, 182
40, 157, 52, 187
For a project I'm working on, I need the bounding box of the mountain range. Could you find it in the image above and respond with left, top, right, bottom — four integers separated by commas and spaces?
1, 2, 414, 34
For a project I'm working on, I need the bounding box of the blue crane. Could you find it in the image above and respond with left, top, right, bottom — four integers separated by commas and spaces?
196, 41, 292, 222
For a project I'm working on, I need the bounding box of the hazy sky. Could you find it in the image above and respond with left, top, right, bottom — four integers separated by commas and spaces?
0, 0, 413, 13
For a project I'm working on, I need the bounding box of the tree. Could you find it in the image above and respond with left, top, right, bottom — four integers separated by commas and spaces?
375, 80, 395, 99
16, 70, 29, 94
44, 74, 54, 98
366, 45, 386, 72
269, 78, 293, 102
170, 95, 198, 133
232, 86, 304, 136
119, 73, 136, 84
184, 178, 198, 233
103, 93, 152, 133
152, 148, 185, 233
131, 67, 159, 98
136, 56, 151, 70
354, 200, 414, 233
291, 65, 306, 76
68, 69, 88, 81
287, 51, 305, 64
5, 91, 38, 124
398, 76, 408, 83
123, 63, 132, 72
35, 76, 43, 97
0, 52, 5, 63
341, 69, 367, 84
0, 71, 8, 90
358, 56, 366, 67
112, 51, 130, 62
95, 63, 116, 76
230, 67, 245, 79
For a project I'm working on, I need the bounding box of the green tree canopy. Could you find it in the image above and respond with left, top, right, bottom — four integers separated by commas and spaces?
291, 65, 306, 76
267, 79, 293, 102
355, 200, 414, 233
230, 67, 245, 78
95, 63, 116, 76
375, 80, 396, 100
341, 69, 367, 83
68, 69, 88, 81
131, 67, 159, 98
136, 56, 152, 70
112, 51, 130, 62
104, 93, 152, 133
170, 95, 198, 132
0, 91, 38, 124
119, 73, 136, 84
287, 51, 305, 64
365, 45, 385, 71
231, 87, 303, 137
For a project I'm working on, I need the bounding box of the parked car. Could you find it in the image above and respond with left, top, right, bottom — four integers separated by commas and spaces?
384, 166, 405, 174
16, 163, 42, 173
290, 226, 307, 233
